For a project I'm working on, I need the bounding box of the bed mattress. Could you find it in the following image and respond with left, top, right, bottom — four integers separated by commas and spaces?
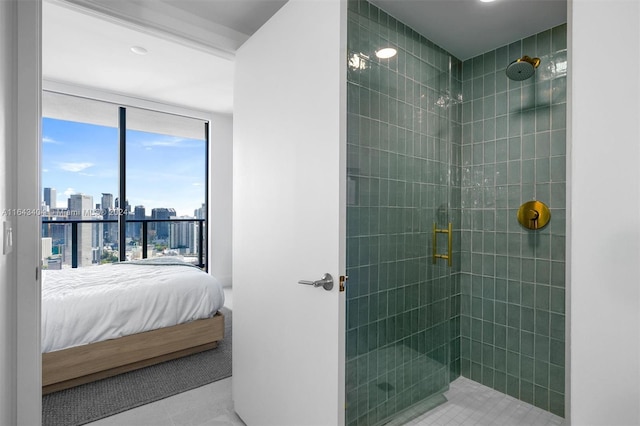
41, 258, 225, 353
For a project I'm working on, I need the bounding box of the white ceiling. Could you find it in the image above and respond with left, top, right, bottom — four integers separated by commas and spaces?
43, 1, 238, 114
43, 0, 567, 114
371, 0, 567, 61
161, 0, 289, 37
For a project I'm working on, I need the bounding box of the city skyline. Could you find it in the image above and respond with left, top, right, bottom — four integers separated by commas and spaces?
42, 187, 203, 218
42, 117, 206, 217
42, 191, 204, 267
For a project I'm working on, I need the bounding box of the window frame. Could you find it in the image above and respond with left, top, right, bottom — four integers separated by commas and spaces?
41, 86, 211, 270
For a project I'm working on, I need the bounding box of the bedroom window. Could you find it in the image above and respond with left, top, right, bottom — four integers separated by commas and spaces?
41, 92, 209, 269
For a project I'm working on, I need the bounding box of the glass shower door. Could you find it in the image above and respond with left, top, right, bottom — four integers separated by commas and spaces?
345, 1, 458, 425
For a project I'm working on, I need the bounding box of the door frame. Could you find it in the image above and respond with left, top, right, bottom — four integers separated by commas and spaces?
16, 0, 42, 425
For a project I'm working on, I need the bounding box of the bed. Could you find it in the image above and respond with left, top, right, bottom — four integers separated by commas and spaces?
41, 257, 225, 394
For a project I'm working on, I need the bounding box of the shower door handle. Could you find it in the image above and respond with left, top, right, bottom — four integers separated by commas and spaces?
298, 273, 334, 291
433, 222, 453, 267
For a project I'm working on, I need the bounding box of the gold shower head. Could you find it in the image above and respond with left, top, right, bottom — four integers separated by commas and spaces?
506, 55, 541, 81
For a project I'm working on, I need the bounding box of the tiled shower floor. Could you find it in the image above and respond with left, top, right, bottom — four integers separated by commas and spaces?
399, 376, 566, 426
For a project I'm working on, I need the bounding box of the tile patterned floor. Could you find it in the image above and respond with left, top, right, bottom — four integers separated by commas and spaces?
86, 290, 566, 426
87, 376, 565, 426
401, 376, 566, 426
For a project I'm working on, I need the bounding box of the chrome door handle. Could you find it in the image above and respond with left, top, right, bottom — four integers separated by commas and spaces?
298, 273, 334, 291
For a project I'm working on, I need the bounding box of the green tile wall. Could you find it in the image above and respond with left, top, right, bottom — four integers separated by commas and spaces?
346, 0, 566, 423
458, 25, 567, 417
345, 1, 462, 425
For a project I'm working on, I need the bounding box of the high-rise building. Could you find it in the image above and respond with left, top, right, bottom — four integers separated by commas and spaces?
194, 203, 206, 219
170, 216, 196, 254
133, 205, 146, 240
43, 187, 56, 210
101, 193, 113, 211
92, 217, 103, 263
151, 207, 176, 240
66, 194, 95, 267
41, 207, 67, 243
41, 237, 52, 262
68, 194, 92, 219
114, 197, 130, 213
101, 193, 117, 244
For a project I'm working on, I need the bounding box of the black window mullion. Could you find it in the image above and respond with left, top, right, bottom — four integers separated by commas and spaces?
118, 107, 127, 262
204, 121, 209, 271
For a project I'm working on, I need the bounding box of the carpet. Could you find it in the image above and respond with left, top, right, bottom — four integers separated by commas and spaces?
42, 307, 232, 426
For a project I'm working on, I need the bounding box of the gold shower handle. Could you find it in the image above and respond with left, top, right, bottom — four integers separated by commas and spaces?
433, 222, 452, 267
517, 201, 551, 230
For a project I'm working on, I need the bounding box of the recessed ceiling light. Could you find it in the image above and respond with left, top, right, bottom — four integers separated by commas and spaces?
375, 47, 397, 59
130, 46, 148, 55
479, 0, 496, 2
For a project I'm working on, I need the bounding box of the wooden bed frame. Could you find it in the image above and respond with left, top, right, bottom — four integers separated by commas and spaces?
42, 311, 224, 394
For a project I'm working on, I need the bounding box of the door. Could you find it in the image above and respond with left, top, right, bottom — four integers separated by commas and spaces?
232, 1, 347, 425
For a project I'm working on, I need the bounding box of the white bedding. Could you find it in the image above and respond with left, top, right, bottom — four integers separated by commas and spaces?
41, 258, 225, 353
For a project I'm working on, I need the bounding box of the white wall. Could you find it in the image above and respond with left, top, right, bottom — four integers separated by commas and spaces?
568, 0, 640, 424
209, 112, 233, 287
0, 0, 18, 424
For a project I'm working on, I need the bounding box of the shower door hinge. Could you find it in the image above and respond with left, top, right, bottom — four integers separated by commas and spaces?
339, 275, 348, 292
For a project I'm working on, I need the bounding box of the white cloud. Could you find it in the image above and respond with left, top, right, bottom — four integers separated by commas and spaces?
141, 137, 185, 148
63, 187, 76, 197
59, 162, 93, 172
42, 136, 61, 144
140, 137, 201, 149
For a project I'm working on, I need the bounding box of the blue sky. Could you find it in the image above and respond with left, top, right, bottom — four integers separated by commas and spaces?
42, 118, 205, 217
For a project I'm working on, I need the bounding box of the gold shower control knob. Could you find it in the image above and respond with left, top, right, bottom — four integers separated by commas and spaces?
517, 201, 550, 230
528, 210, 539, 219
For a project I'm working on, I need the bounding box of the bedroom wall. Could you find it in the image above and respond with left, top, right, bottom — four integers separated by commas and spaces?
0, 0, 18, 424
209, 112, 233, 288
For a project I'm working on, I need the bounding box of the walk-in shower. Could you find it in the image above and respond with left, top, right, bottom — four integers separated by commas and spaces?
346, 1, 567, 425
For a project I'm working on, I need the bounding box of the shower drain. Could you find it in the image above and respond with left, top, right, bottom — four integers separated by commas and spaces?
376, 382, 395, 392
